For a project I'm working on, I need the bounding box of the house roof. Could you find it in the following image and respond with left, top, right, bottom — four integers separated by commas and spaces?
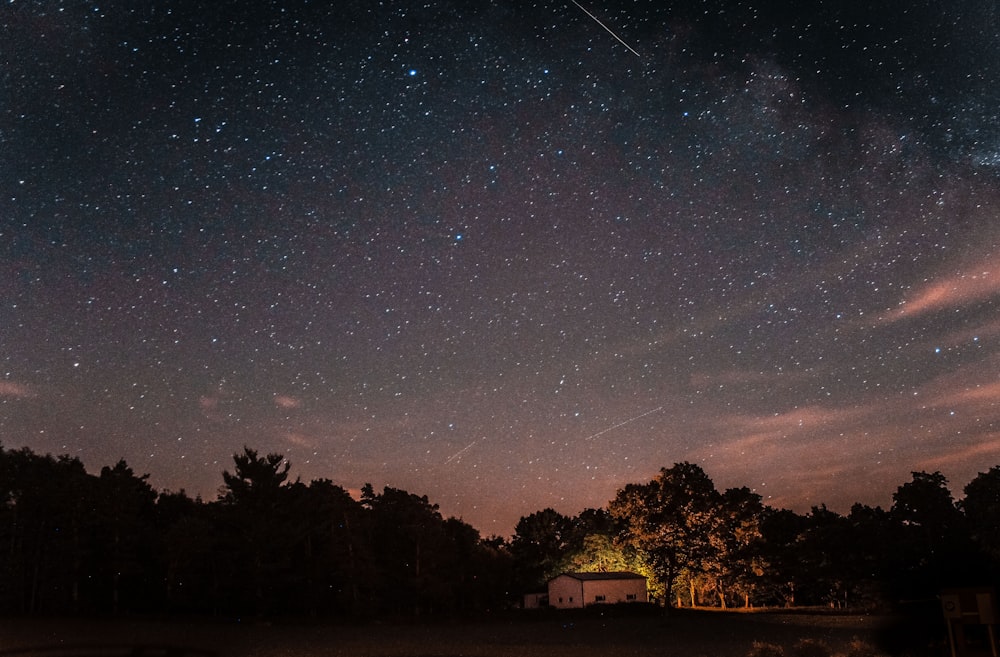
552, 571, 646, 582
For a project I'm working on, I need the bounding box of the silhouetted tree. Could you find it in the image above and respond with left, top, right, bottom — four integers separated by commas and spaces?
891, 471, 974, 595
218, 447, 296, 615
283, 478, 372, 616
0, 447, 96, 613
845, 503, 895, 608
961, 466, 1000, 571
510, 507, 574, 592
158, 491, 222, 614
798, 505, 856, 607
757, 507, 809, 606
437, 516, 514, 613
92, 459, 158, 613
362, 484, 451, 614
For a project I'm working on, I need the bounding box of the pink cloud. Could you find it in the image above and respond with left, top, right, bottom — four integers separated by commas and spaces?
282, 432, 313, 448
914, 435, 1000, 471
932, 381, 1000, 408
274, 394, 302, 409
882, 265, 999, 324
0, 381, 36, 399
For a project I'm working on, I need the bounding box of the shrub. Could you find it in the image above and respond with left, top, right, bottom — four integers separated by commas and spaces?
747, 642, 785, 657
842, 638, 886, 657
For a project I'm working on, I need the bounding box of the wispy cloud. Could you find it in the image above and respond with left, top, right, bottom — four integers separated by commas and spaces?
685, 379, 1000, 511
282, 432, 314, 448
689, 368, 813, 391
0, 381, 37, 399
881, 261, 999, 324
914, 435, 1000, 472
273, 394, 303, 410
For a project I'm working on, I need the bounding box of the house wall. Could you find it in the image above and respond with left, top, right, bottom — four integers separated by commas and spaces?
547, 575, 648, 608
548, 575, 585, 608
582, 578, 648, 605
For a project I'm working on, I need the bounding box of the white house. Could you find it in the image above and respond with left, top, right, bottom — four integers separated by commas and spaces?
547, 572, 648, 609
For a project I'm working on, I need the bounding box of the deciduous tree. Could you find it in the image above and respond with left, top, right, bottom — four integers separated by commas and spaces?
608, 462, 720, 608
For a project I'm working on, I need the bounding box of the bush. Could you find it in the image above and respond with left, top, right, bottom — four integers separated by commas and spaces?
842, 638, 886, 657
791, 638, 831, 657
747, 642, 785, 657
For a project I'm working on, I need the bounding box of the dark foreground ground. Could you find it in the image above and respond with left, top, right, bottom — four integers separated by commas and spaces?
0, 607, 954, 657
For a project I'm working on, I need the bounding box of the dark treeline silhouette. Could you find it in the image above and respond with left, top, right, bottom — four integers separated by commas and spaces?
0, 444, 511, 618
3, 444, 1000, 618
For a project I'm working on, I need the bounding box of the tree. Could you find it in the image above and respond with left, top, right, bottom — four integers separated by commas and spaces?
890, 471, 974, 595
219, 446, 292, 507
157, 490, 221, 614
961, 466, 1000, 567
0, 447, 97, 613
844, 503, 895, 608
608, 462, 720, 608
510, 508, 574, 591
755, 507, 808, 607
217, 447, 296, 615
282, 478, 372, 616
704, 487, 765, 608
93, 459, 158, 613
362, 484, 452, 614
798, 505, 855, 607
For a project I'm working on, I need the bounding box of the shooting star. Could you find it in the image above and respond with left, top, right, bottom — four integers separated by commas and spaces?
583, 405, 663, 441
570, 0, 642, 58
444, 439, 480, 465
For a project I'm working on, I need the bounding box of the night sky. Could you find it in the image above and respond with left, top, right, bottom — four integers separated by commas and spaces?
4, 0, 1000, 536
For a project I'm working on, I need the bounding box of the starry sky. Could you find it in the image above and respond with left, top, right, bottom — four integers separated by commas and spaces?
4, 0, 1000, 536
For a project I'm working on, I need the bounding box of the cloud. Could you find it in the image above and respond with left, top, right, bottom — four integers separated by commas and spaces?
273, 394, 302, 410
688, 368, 812, 391
931, 381, 1000, 409
881, 261, 1000, 324
0, 381, 36, 399
282, 432, 314, 448
914, 434, 1000, 472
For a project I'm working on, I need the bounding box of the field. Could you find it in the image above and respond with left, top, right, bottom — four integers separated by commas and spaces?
0, 608, 948, 657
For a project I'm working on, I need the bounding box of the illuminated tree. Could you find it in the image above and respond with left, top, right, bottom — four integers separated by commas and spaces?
608, 462, 720, 608
708, 486, 766, 608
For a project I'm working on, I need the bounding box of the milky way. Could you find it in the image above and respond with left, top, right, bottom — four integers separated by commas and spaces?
3, 1, 1000, 535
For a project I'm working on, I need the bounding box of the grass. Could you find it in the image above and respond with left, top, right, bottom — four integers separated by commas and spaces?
0, 608, 946, 657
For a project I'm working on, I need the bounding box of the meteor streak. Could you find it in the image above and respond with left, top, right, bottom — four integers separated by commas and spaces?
570, 0, 641, 58
583, 405, 663, 441
444, 439, 479, 464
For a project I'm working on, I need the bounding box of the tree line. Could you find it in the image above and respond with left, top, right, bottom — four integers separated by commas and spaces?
3, 443, 1000, 617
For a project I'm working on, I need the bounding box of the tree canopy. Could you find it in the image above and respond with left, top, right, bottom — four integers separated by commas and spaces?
3, 441, 1000, 617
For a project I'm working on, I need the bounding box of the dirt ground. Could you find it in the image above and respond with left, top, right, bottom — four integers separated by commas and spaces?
0, 608, 949, 657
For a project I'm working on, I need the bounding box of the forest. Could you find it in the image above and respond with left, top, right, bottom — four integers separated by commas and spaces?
2, 442, 999, 618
